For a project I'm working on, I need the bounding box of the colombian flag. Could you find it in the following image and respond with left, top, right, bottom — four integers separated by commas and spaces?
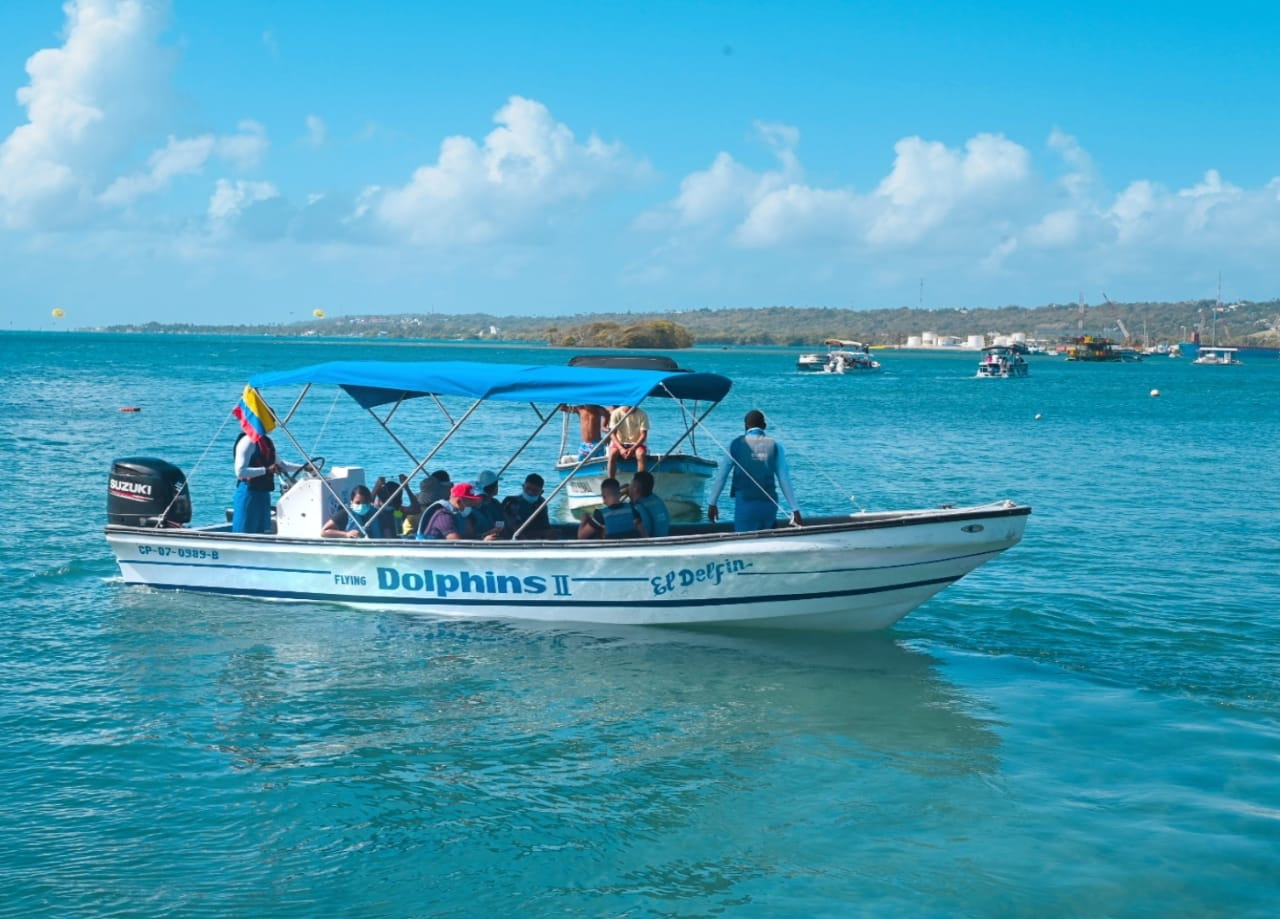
231, 385, 276, 443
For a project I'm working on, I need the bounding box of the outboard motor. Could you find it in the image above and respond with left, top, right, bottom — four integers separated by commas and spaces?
108, 457, 192, 527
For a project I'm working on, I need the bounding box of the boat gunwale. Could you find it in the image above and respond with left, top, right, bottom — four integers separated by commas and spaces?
106, 502, 1030, 549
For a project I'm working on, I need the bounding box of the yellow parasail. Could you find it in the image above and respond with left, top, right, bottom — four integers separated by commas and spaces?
51, 308, 65, 318
313, 308, 325, 318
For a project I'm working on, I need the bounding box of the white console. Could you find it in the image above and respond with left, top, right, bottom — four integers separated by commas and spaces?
275, 466, 365, 538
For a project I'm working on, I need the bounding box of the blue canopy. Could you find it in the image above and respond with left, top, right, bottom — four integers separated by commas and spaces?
250, 360, 732, 410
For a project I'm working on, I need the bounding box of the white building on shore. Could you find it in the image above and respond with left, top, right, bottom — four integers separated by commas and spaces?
900, 331, 1037, 350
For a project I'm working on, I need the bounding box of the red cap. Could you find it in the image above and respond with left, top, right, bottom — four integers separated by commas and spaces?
450, 482, 481, 501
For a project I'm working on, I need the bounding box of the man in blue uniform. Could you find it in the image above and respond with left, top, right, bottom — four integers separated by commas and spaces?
706, 409, 803, 532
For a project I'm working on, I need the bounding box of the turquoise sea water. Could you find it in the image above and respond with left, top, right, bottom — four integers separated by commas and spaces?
2, 331, 1278, 917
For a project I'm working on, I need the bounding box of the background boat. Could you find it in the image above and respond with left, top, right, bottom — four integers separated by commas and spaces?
554, 353, 719, 520
976, 345, 1029, 378
796, 339, 882, 373
1192, 346, 1242, 365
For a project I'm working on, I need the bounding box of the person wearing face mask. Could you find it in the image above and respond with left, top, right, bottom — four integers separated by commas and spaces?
321, 485, 377, 538
416, 482, 486, 540
501, 473, 554, 539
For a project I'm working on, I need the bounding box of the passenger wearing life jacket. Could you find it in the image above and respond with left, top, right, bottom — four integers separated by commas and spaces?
706, 409, 804, 532
577, 477, 642, 539
502, 473, 555, 539
468, 470, 506, 539
416, 483, 487, 540
628, 470, 669, 538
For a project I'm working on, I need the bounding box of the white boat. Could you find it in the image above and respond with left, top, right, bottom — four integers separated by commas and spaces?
104, 359, 1030, 631
553, 354, 717, 521
556, 454, 717, 521
976, 345, 1029, 378
1192, 346, 1242, 365
797, 340, 882, 373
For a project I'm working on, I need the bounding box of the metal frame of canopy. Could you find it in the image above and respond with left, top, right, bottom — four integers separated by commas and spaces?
248, 359, 734, 539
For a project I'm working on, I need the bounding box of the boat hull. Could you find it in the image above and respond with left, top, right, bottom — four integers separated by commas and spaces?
105, 502, 1030, 631
797, 351, 881, 373
976, 364, 1029, 378
554, 453, 716, 521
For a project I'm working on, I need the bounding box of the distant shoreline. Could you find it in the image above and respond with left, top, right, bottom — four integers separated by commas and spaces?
16, 297, 1280, 347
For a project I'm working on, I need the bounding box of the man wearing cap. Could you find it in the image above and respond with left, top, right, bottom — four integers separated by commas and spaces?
707, 409, 803, 532
471, 470, 505, 539
416, 482, 486, 540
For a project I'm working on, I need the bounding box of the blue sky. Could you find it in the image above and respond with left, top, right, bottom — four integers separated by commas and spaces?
4, 0, 1278, 328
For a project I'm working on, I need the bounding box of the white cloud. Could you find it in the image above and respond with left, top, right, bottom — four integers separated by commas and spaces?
0, 0, 174, 228
304, 115, 327, 147
1048, 128, 1097, 202
215, 120, 268, 170
866, 133, 1032, 245
98, 121, 268, 206
100, 134, 216, 205
735, 185, 861, 246
640, 129, 1034, 252
636, 122, 802, 233
634, 125, 1280, 302
208, 178, 279, 228
1025, 209, 1081, 247
369, 96, 646, 244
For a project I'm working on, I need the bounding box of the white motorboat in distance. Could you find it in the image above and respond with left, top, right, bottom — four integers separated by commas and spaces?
976, 345, 1030, 378
1192, 346, 1242, 365
105, 358, 1030, 631
797, 340, 882, 373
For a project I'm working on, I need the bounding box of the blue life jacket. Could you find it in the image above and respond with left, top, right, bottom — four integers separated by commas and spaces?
596, 502, 640, 538
633, 493, 670, 537
729, 433, 778, 502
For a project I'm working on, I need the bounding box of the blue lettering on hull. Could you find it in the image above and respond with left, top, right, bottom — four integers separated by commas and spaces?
651, 559, 751, 596
376, 567, 555, 598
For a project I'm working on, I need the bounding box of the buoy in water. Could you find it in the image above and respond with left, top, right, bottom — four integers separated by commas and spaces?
1034, 413, 1043, 420
1150, 389, 1160, 398
120, 406, 141, 413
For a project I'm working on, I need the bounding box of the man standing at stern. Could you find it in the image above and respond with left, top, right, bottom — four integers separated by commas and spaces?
707, 409, 803, 532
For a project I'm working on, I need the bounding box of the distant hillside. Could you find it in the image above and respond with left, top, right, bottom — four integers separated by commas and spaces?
95, 298, 1280, 347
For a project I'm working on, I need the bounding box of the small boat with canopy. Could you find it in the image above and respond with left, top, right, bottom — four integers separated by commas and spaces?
104, 357, 1029, 631
796, 340, 882, 374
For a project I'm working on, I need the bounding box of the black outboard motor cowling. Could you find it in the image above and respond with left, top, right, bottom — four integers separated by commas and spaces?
108, 457, 192, 527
